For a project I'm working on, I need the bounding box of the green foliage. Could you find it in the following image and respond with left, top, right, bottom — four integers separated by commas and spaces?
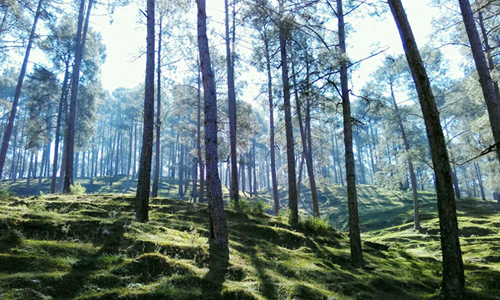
250, 199, 271, 215
229, 198, 270, 215
299, 216, 333, 236
393, 241, 407, 254
0, 193, 498, 299
69, 183, 86, 195
277, 208, 292, 224
0, 189, 9, 198
0, 228, 24, 246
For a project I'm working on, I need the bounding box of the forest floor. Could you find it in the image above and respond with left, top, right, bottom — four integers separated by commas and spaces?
0, 178, 499, 299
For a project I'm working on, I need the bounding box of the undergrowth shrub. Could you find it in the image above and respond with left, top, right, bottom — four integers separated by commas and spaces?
0, 189, 9, 198
250, 200, 271, 215
70, 183, 86, 195
299, 216, 333, 235
0, 228, 24, 246
277, 209, 291, 224
229, 198, 250, 211
230, 198, 270, 215
393, 242, 407, 254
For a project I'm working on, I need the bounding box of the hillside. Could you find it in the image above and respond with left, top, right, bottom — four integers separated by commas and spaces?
0, 190, 499, 299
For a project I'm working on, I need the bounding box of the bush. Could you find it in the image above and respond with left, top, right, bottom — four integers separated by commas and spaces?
70, 183, 86, 195
250, 200, 271, 215
0, 228, 24, 246
277, 209, 291, 224
0, 189, 9, 198
300, 216, 333, 235
229, 198, 251, 211
230, 198, 270, 216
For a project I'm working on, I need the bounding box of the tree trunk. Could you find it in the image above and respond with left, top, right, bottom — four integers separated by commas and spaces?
10, 122, 18, 180
135, 0, 155, 222
263, 36, 279, 214
152, 16, 162, 198
179, 142, 185, 198
337, 0, 363, 268
444, 127, 461, 200
0, 0, 43, 177
366, 121, 377, 183
390, 84, 420, 229
330, 130, 339, 184
388, 0, 465, 297
291, 52, 320, 218
248, 151, 253, 197
80, 150, 85, 178
74, 152, 79, 179
37, 148, 45, 195
224, 0, 239, 207
196, 62, 205, 203
458, 0, 500, 163
90, 144, 95, 186
297, 152, 305, 209
333, 127, 344, 186
25, 152, 34, 196
193, 156, 198, 202
196, 0, 228, 251
474, 161, 486, 200
253, 141, 258, 195
478, 12, 500, 104
63, 0, 94, 193
279, 0, 298, 225
132, 121, 137, 179
240, 155, 245, 193
114, 132, 120, 176
126, 122, 133, 191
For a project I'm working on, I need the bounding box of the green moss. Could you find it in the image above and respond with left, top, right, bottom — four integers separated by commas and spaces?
0, 192, 498, 299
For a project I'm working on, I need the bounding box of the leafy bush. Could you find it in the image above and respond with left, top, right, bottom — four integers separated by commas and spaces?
250, 200, 271, 215
0, 228, 24, 246
300, 216, 333, 235
393, 242, 407, 254
0, 189, 9, 198
229, 198, 250, 211
230, 198, 271, 216
277, 209, 291, 224
69, 183, 86, 195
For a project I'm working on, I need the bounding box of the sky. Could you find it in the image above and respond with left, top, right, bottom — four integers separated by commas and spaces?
89, 0, 462, 94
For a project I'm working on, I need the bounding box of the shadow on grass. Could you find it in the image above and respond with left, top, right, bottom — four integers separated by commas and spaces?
249, 247, 277, 300
202, 243, 229, 300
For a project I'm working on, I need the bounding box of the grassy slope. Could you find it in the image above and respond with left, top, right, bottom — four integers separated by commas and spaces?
0, 179, 499, 299
0, 192, 499, 299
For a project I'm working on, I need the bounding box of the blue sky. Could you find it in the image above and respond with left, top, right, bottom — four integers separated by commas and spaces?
91, 0, 462, 94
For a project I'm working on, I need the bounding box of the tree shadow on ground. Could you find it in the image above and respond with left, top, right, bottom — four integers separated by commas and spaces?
202, 243, 229, 300
249, 246, 277, 300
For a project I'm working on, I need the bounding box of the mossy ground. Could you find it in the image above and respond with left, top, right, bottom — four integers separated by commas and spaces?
0, 179, 499, 299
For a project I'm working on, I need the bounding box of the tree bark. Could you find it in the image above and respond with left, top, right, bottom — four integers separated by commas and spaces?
126, 122, 133, 191
152, 16, 162, 198
474, 161, 486, 200
390, 83, 420, 229
458, 0, 500, 163
179, 142, 185, 198
279, 0, 298, 225
291, 52, 320, 218
225, 0, 239, 207
135, 0, 155, 222
0, 0, 43, 177
388, 0, 465, 297
25, 152, 34, 196
197, 62, 205, 203
196, 0, 228, 251
63, 0, 93, 193
337, 0, 363, 268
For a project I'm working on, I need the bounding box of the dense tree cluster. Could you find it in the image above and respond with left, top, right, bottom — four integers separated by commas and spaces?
0, 0, 499, 298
